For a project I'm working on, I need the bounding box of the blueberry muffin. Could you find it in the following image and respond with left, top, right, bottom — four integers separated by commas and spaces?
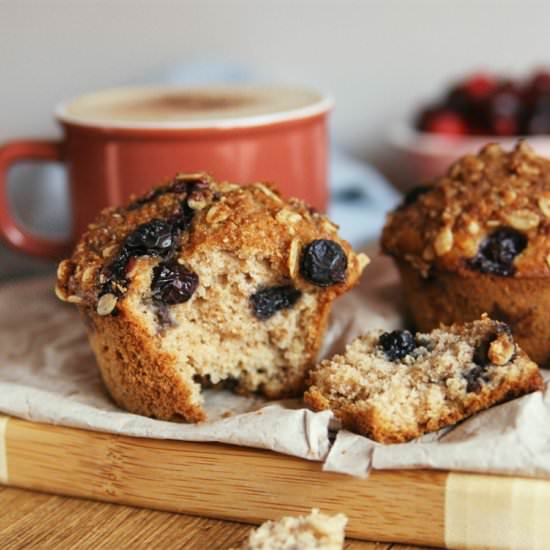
382, 141, 550, 366
305, 315, 543, 443
236, 509, 347, 550
55, 173, 368, 422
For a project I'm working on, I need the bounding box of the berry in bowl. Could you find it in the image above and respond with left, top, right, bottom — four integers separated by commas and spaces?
388, 69, 550, 187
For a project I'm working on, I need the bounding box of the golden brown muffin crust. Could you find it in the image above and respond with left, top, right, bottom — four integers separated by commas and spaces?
382, 141, 550, 278
57, 174, 366, 307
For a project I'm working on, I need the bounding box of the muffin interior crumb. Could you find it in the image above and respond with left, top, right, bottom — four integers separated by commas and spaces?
126, 249, 319, 405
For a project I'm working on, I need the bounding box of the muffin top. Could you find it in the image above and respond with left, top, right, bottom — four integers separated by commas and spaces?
56, 173, 368, 315
382, 141, 550, 278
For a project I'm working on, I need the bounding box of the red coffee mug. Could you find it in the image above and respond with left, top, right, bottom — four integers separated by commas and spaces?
0, 85, 332, 260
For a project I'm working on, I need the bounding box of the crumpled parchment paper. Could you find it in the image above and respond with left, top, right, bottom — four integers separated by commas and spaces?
1, 250, 549, 478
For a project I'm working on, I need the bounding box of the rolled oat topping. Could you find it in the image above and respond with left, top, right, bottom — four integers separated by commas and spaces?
382, 141, 550, 277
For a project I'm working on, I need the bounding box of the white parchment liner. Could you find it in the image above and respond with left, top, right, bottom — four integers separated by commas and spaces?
1, 251, 549, 478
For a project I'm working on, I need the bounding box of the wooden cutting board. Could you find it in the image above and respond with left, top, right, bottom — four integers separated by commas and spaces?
1, 414, 548, 549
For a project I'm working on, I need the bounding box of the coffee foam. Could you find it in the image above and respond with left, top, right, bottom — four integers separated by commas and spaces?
59, 86, 329, 128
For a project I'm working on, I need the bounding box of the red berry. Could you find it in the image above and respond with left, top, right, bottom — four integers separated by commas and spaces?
527, 70, 550, 94
491, 82, 522, 116
524, 112, 550, 134
423, 111, 468, 135
492, 116, 518, 136
462, 73, 496, 99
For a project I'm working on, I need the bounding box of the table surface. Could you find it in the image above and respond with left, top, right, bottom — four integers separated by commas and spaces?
0, 487, 435, 550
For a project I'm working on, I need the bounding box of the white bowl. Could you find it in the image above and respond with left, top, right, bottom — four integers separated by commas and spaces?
386, 122, 550, 191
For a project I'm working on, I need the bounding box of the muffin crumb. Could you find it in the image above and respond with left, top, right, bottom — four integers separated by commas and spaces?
235, 509, 347, 550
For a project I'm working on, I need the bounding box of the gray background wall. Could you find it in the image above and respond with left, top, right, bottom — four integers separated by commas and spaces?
2, 0, 550, 278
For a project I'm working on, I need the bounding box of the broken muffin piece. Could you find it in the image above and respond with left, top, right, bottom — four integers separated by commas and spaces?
304, 315, 543, 443
55, 173, 368, 422
236, 509, 347, 550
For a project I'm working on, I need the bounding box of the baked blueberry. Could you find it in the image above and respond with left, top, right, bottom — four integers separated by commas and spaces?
300, 239, 347, 286
103, 248, 131, 281
468, 227, 527, 277
464, 365, 486, 393
250, 285, 302, 320
151, 260, 199, 305
103, 219, 176, 289
124, 219, 175, 256
379, 330, 416, 361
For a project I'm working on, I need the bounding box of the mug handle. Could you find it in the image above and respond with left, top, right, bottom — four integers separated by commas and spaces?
0, 139, 72, 260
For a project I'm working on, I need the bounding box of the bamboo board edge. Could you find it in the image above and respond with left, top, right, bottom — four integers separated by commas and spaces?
2, 415, 550, 549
